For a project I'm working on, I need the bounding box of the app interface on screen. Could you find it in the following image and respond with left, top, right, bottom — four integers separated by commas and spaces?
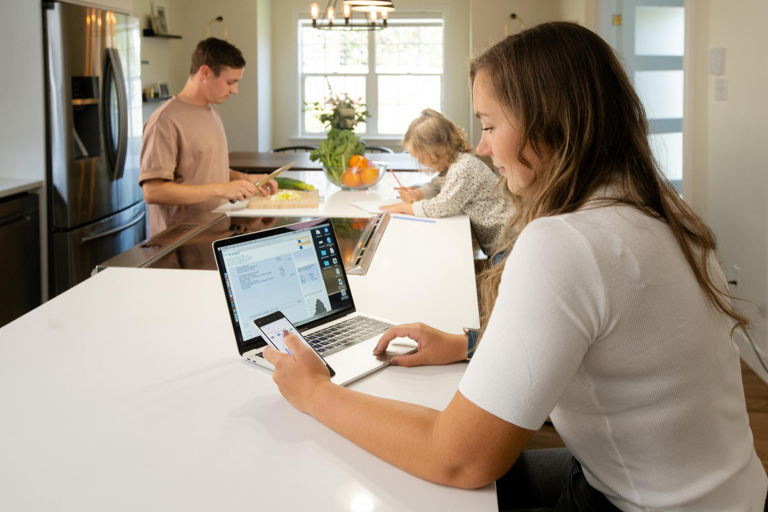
218, 222, 351, 342
257, 317, 310, 355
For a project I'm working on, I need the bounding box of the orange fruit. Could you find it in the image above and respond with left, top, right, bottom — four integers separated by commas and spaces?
341, 169, 361, 188
348, 155, 368, 169
360, 166, 379, 185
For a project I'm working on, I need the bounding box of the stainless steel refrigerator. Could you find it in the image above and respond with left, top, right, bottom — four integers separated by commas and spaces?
43, 0, 146, 296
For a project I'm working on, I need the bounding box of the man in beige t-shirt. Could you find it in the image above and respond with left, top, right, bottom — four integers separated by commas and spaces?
140, 38, 276, 236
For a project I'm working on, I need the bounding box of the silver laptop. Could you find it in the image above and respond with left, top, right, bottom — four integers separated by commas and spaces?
212, 217, 415, 386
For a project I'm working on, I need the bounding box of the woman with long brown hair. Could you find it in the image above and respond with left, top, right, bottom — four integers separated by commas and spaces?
264, 22, 766, 510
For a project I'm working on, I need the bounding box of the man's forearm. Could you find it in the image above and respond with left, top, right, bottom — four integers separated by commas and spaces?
229, 169, 251, 182
143, 180, 222, 205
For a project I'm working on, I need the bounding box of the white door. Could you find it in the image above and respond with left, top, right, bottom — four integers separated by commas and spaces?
599, 0, 685, 192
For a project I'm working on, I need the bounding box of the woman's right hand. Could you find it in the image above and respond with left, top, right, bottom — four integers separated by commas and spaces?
373, 323, 468, 367
396, 187, 424, 203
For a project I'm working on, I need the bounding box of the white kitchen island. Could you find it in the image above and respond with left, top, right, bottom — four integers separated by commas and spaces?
0, 212, 496, 511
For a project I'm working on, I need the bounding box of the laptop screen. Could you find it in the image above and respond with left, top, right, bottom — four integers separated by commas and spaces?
213, 218, 356, 352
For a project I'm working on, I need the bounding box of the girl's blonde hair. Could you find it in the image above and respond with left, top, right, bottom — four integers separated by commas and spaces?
471, 22, 748, 330
403, 109, 472, 171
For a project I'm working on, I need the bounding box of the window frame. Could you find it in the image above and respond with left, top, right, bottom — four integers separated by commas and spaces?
297, 16, 445, 139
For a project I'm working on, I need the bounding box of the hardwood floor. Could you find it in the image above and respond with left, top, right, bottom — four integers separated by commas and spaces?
526, 361, 768, 473
743, 361, 768, 471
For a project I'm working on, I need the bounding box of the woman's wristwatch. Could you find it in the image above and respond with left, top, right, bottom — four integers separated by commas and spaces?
463, 328, 480, 359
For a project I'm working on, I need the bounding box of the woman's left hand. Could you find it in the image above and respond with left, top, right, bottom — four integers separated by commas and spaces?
262, 332, 333, 414
380, 202, 414, 215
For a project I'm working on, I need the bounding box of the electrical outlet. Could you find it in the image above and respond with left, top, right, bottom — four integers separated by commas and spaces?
731, 265, 740, 289
714, 78, 728, 101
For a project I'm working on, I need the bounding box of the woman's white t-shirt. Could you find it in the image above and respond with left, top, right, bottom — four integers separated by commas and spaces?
459, 204, 767, 511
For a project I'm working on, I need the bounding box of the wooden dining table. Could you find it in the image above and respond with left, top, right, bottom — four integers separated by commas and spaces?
229, 151, 423, 173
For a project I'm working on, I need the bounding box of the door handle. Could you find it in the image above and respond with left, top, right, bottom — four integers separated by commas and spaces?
102, 47, 128, 181
0, 213, 32, 230
80, 210, 144, 244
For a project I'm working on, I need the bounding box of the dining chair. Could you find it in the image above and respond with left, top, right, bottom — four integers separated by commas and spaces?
271, 145, 318, 152
364, 145, 395, 153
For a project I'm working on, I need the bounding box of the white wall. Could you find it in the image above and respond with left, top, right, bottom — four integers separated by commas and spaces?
132, 0, 266, 151
256, 0, 272, 152
685, 0, 768, 381
467, 0, 561, 144
172, 0, 262, 151
132, 0, 186, 96
0, 0, 45, 182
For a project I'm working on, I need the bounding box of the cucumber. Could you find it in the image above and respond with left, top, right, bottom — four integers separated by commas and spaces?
275, 177, 314, 191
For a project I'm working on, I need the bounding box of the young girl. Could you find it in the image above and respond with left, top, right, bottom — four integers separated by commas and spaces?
265, 22, 767, 510
380, 108, 511, 256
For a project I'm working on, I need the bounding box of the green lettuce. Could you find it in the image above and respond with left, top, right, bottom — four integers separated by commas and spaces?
309, 128, 365, 182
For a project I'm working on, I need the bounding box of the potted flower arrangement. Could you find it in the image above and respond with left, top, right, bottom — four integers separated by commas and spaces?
307, 94, 385, 190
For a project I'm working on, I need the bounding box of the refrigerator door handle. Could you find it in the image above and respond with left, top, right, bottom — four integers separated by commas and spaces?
103, 47, 128, 181
80, 210, 145, 244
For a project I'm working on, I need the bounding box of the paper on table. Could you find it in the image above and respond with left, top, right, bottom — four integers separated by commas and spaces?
350, 199, 400, 214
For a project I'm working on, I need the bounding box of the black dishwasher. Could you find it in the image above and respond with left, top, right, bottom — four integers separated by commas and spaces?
0, 193, 41, 327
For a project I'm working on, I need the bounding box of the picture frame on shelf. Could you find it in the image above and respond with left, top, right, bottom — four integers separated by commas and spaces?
158, 83, 170, 98
148, 14, 160, 34
154, 4, 169, 34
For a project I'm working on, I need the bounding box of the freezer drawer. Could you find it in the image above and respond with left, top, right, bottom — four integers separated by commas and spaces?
0, 193, 41, 327
51, 201, 145, 296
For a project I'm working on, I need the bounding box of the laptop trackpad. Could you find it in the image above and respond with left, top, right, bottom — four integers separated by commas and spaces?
326, 338, 414, 386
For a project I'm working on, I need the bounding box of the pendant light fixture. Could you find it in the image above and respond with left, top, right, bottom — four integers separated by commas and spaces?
309, 0, 395, 30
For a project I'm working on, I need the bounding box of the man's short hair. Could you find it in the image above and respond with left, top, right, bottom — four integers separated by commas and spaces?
190, 38, 245, 76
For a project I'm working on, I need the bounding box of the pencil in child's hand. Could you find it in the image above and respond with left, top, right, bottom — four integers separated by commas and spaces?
388, 168, 404, 188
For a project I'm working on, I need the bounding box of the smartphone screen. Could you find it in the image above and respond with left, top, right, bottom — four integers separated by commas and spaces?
254, 312, 335, 377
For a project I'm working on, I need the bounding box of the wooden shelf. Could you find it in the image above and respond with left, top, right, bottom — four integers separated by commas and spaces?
143, 96, 171, 103
142, 29, 182, 39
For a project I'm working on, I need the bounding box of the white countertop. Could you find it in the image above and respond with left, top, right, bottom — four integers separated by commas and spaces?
0, 177, 43, 199
0, 210, 493, 510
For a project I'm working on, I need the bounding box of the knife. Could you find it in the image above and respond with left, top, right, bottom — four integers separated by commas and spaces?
229, 161, 296, 203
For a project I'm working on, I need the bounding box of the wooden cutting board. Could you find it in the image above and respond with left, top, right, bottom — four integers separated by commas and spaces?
247, 189, 320, 209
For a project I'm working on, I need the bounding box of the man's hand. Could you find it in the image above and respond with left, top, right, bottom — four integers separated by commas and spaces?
263, 332, 333, 414
396, 187, 424, 203
218, 179, 258, 201
373, 323, 468, 367
249, 175, 278, 196
380, 202, 415, 215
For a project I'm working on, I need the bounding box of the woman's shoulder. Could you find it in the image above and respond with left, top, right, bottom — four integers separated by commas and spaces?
519, 207, 621, 248
518, 205, 667, 265
517, 215, 584, 249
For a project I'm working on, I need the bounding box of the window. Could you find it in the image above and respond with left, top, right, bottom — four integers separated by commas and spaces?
299, 18, 444, 137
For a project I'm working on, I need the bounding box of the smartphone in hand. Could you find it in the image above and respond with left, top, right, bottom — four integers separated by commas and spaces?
253, 311, 335, 377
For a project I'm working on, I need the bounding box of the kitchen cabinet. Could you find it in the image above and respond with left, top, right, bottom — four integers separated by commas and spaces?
0, 193, 40, 327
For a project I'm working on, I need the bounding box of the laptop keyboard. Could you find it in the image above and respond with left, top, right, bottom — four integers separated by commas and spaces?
305, 316, 392, 357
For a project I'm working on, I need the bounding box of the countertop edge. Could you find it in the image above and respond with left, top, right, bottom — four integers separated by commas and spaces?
0, 179, 43, 200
